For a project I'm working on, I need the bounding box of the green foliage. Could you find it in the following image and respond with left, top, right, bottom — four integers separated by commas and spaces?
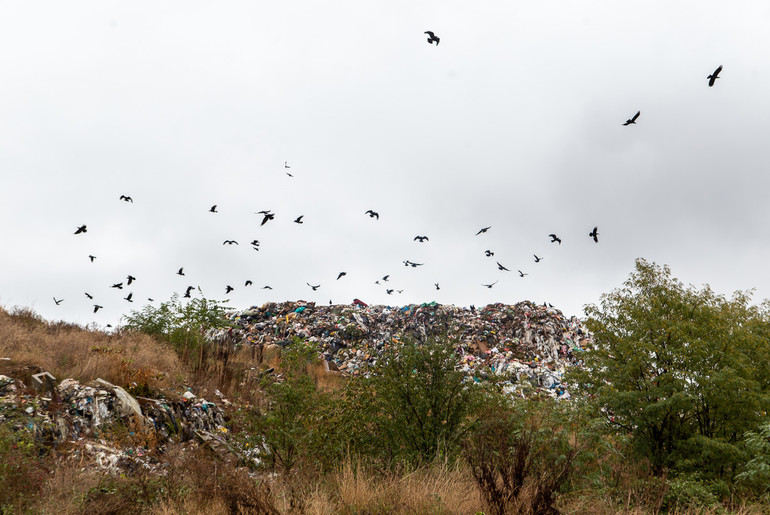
662, 475, 721, 510
0, 424, 46, 512
235, 345, 336, 475
569, 258, 770, 480
122, 293, 231, 369
737, 420, 770, 494
342, 335, 487, 468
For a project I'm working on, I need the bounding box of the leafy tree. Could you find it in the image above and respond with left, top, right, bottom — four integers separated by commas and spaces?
570, 258, 770, 479
343, 334, 486, 468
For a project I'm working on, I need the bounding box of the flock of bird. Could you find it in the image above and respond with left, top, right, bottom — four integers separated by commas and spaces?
51, 32, 725, 321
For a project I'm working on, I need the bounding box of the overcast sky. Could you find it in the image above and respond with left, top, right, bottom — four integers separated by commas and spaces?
2, 1, 770, 327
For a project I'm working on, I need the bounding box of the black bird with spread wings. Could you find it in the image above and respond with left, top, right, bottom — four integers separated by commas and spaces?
708, 65, 723, 87
497, 262, 510, 271
245, 280, 253, 286
177, 267, 185, 276
209, 205, 218, 213
548, 234, 561, 244
623, 111, 640, 126
93, 304, 103, 313
294, 215, 304, 224
336, 272, 347, 280
476, 226, 491, 235
111, 283, 123, 289
518, 270, 528, 278
534, 254, 542, 263
89, 255, 96, 262
482, 281, 498, 289
589, 226, 599, 243
485, 250, 494, 257
260, 212, 275, 226
225, 285, 234, 294
184, 286, 194, 298
127, 275, 136, 285
424, 31, 440, 45
120, 195, 133, 203
75, 225, 87, 234
85, 292, 93, 299
307, 283, 320, 291
53, 297, 63, 305
414, 235, 429, 242
365, 210, 379, 219
223, 240, 239, 245
124, 293, 133, 302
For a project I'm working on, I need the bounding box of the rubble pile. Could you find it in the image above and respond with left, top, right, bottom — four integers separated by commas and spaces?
217, 300, 591, 398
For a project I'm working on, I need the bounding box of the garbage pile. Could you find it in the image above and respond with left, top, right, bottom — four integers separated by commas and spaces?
0, 372, 228, 472
216, 300, 591, 398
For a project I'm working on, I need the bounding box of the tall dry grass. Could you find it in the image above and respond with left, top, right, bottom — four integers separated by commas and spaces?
0, 305, 186, 388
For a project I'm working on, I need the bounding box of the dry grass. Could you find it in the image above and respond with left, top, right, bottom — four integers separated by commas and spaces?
0, 305, 186, 389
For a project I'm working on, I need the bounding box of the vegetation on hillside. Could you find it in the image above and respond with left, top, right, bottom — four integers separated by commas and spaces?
2, 258, 770, 513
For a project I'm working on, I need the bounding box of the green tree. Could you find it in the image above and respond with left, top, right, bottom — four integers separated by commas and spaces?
570, 258, 770, 479
343, 335, 486, 468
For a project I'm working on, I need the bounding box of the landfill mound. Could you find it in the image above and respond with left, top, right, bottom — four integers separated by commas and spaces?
216, 300, 590, 399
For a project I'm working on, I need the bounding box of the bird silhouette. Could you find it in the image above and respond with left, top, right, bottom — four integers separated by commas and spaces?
88, 255, 96, 262
589, 226, 599, 243
53, 297, 63, 305
548, 234, 562, 244
119, 195, 133, 203
111, 283, 123, 289
184, 286, 194, 298
210, 205, 218, 213
708, 65, 723, 87
518, 270, 528, 278
127, 275, 136, 285
262, 285, 272, 290
382, 275, 390, 282
294, 215, 304, 224
482, 281, 498, 289
534, 254, 542, 263
414, 236, 429, 242
93, 305, 103, 313
177, 267, 185, 276
424, 31, 440, 45
284, 161, 290, 168
250, 240, 260, 247
386, 289, 394, 295
496, 262, 510, 272
124, 292, 133, 302
223, 240, 239, 245
85, 292, 93, 299
403, 260, 423, 268
225, 285, 234, 294
307, 283, 320, 291
245, 280, 253, 286
623, 111, 640, 126
435, 283, 440, 290
476, 226, 491, 235
260, 212, 275, 226
337, 272, 347, 280
75, 225, 87, 234
485, 250, 494, 257
365, 210, 379, 219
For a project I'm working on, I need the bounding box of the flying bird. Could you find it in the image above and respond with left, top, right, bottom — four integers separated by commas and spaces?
485, 250, 494, 257
93, 305, 103, 313
496, 262, 510, 272
623, 111, 640, 126
225, 285, 234, 294
124, 293, 133, 302
177, 267, 185, 276
414, 236, 429, 242
111, 283, 123, 289
262, 285, 273, 290
336, 272, 347, 280
294, 215, 304, 224
589, 226, 599, 243
307, 283, 320, 291
88, 255, 96, 262
260, 212, 275, 226
184, 286, 194, 298
707, 65, 723, 87
548, 234, 561, 244
476, 226, 491, 236
534, 254, 542, 263
424, 30, 440, 45
85, 292, 93, 299
382, 275, 390, 282
403, 260, 423, 267
119, 195, 133, 203
284, 161, 290, 168
126, 275, 136, 285
53, 297, 63, 305
518, 270, 528, 278
75, 225, 87, 234
386, 289, 394, 295
223, 240, 239, 245
245, 280, 253, 286
365, 210, 379, 219
482, 281, 498, 289
435, 283, 440, 290
209, 205, 218, 213
250, 240, 260, 247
